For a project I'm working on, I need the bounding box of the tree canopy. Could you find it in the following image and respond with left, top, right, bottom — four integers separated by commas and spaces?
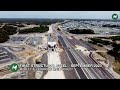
111, 36, 120, 41
0, 25, 17, 43
68, 29, 95, 34
19, 25, 49, 34
90, 38, 110, 45
2, 25, 17, 35
107, 43, 120, 60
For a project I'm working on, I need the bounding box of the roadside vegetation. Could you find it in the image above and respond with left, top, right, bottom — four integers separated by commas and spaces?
0, 29, 9, 43
107, 43, 120, 60
89, 38, 110, 45
19, 25, 49, 34
88, 36, 120, 74
0, 23, 49, 43
102, 24, 120, 28
113, 61, 120, 75
17, 24, 25, 27
0, 25, 17, 43
98, 36, 120, 41
2, 25, 17, 35
88, 36, 120, 60
68, 29, 95, 34
110, 36, 120, 41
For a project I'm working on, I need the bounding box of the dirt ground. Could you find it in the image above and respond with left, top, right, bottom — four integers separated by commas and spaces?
113, 61, 120, 75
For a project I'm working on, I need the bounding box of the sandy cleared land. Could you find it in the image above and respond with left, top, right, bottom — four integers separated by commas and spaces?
48, 26, 53, 34
20, 25, 40, 30
75, 45, 88, 51
42, 36, 47, 45
75, 45, 90, 56
16, 47, 35, 59
43, 52, 65, 79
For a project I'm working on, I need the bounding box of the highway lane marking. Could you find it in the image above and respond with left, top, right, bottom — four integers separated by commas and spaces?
77, 51, 102, 79
55, 27, 108, 78
89, 53, 115, 79
64, 36, 93, 79
63, 36, 89, 79
64, 48, 81, 79
65, 36, 102, 79
58, 36, 81, 79
99, 67, 114, 79
70, 49, 94, 79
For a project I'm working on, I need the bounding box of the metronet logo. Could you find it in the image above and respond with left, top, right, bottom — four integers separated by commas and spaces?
112, 13, 118, 20
10, 63, 19, 72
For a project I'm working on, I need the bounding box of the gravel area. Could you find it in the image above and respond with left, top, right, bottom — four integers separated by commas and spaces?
27, 52, 48, 79
27, 56, 35, 79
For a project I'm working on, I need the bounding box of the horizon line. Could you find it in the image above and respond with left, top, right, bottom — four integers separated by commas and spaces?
0, 18, 119, 20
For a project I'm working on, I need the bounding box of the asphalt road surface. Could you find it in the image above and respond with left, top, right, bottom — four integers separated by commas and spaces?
56, 28, 114, 79
58, 36, 87, 79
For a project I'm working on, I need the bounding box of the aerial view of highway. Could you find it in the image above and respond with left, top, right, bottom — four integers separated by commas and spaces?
0, 11, 120, 79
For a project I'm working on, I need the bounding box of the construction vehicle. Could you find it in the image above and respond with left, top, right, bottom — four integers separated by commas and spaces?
34, 56, 42, 64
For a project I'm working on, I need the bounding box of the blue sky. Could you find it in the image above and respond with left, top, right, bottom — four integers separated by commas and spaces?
0, 11, 119, 19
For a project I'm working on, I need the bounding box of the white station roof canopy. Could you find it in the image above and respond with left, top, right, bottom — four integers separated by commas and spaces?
48, 42, 56, 47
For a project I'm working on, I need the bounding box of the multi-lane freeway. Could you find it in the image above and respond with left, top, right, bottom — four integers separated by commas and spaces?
52, 24, 115, 79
